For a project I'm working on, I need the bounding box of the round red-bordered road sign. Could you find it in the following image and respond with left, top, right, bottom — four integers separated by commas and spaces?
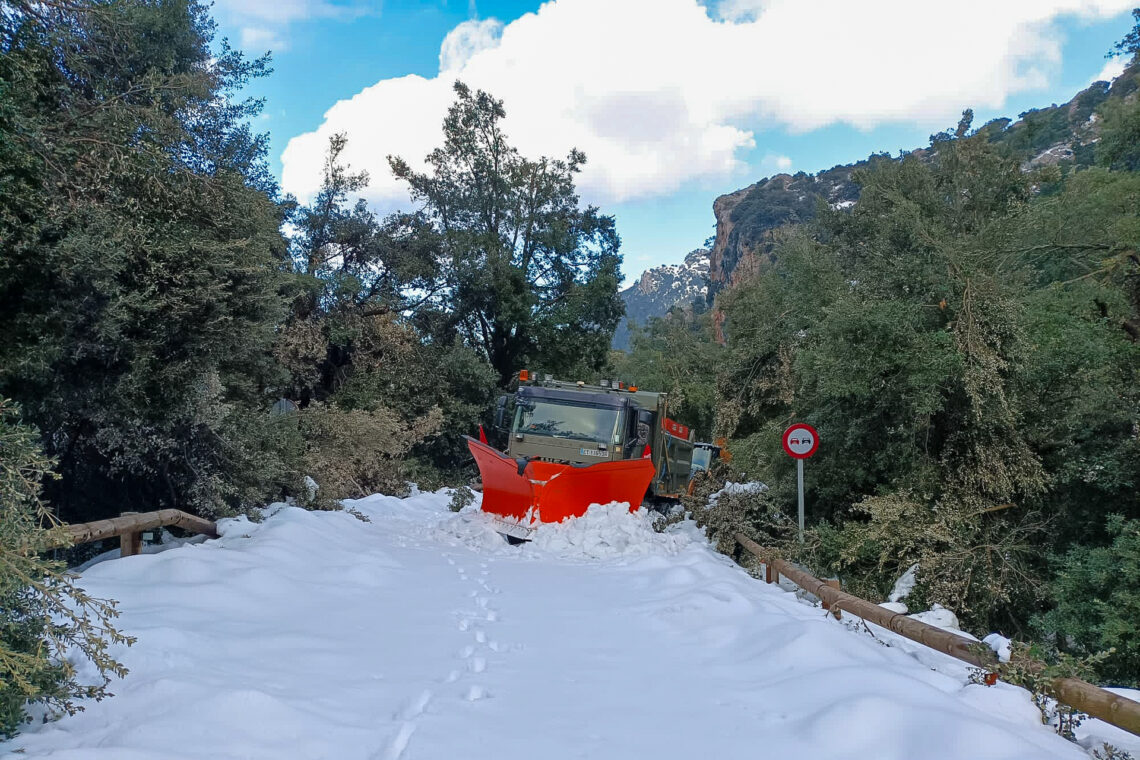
782, 423, 819, 459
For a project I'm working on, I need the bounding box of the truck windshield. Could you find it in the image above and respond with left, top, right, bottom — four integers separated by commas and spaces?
513, 401, 621, 445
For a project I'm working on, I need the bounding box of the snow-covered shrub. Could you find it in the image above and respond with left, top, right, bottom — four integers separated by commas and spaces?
699, 481, 1046, 632
0, 399, 132, 737
974, 641, 1114, 740
682, 473, 790, 556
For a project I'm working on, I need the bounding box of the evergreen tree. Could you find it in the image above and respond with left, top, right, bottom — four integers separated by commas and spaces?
389, 82, 624, 387
279, 134, 496, 490
0, 0, 289, 520
717, 119, 1056, 629
705, 106, 1140, 649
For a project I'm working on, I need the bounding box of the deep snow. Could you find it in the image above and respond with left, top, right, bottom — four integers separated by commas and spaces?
2, 492, 1131, 759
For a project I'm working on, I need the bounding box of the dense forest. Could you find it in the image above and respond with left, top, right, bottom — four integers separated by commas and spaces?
1, 0, 1138, 737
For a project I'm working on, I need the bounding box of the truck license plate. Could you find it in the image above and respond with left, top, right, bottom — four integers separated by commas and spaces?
579, 448, 607, 457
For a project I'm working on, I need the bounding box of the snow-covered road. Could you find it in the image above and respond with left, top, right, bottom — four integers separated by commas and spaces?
1, 491, 1107, 759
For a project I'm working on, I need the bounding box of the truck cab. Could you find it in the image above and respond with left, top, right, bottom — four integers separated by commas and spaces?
495, 377, 698, 499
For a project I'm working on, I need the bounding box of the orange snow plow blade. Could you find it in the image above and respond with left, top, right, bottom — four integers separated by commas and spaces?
464, 436, 657, 525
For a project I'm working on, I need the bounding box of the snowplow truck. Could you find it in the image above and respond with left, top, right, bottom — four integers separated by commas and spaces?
465, 374, 718, 538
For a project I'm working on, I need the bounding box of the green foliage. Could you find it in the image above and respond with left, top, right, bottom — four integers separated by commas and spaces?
1036, 516, 1140, 686
390, 82, 624, 387
610, 307, 724, 437
1096, 84, 1140, 172
715, 112, 1140, 635
0, 0, 289, 521
802, 493, 1047, 629
1110, 9, 1140, 61
447, 485, 476, 513
0, 399, 133, 737
993, 168, 1140, 554
995, 101, 1083, 160
1097, 16, 1140, 171
294, 402, 443, 506
4, 8, 609, 528
281, 135, 498, 480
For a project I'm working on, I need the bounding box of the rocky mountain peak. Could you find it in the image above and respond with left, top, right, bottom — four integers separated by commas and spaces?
613, 249, 710, 350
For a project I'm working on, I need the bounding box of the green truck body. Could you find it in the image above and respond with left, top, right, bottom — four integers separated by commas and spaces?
492, 377, 715, 499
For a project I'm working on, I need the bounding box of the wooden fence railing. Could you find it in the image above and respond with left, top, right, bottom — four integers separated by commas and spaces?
53, 509, 219, 557
734, 532, 1140, 739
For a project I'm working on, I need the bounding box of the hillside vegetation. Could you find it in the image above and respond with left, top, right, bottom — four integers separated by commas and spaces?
624, 52, 1140, 686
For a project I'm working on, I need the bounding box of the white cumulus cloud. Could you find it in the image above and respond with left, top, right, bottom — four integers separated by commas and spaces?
1093, 55, 1130, 83
280, 0, 1132, 208
440, 19, 505, 73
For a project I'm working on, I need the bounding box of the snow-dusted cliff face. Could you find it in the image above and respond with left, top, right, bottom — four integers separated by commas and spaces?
613, 249, 710, 350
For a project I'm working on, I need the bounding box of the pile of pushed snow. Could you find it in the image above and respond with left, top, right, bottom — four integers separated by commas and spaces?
431, 501, 705, 561
525, 503, 702, 560
431, 508, 518, 555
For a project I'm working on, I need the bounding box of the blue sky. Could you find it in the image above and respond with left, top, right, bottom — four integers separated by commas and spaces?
211, 0, 1137, 284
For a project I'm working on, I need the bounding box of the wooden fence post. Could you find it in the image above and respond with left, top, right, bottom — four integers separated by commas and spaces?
119, 512, 141, 557
823, 578, 841, 619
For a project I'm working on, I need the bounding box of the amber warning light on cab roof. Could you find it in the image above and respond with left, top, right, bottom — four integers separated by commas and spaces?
520, 371, 642, 389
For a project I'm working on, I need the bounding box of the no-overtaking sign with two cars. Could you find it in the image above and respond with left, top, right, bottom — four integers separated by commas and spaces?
782, 423, 819, 459
782, 423, 819, 542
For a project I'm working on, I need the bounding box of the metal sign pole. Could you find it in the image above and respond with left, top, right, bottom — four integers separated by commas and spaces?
797, 458, 805, 544
783, 422, 818, 547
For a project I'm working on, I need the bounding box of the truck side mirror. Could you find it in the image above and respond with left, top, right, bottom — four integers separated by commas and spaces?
636, 409, 653, 445
494, 395, 508, 429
